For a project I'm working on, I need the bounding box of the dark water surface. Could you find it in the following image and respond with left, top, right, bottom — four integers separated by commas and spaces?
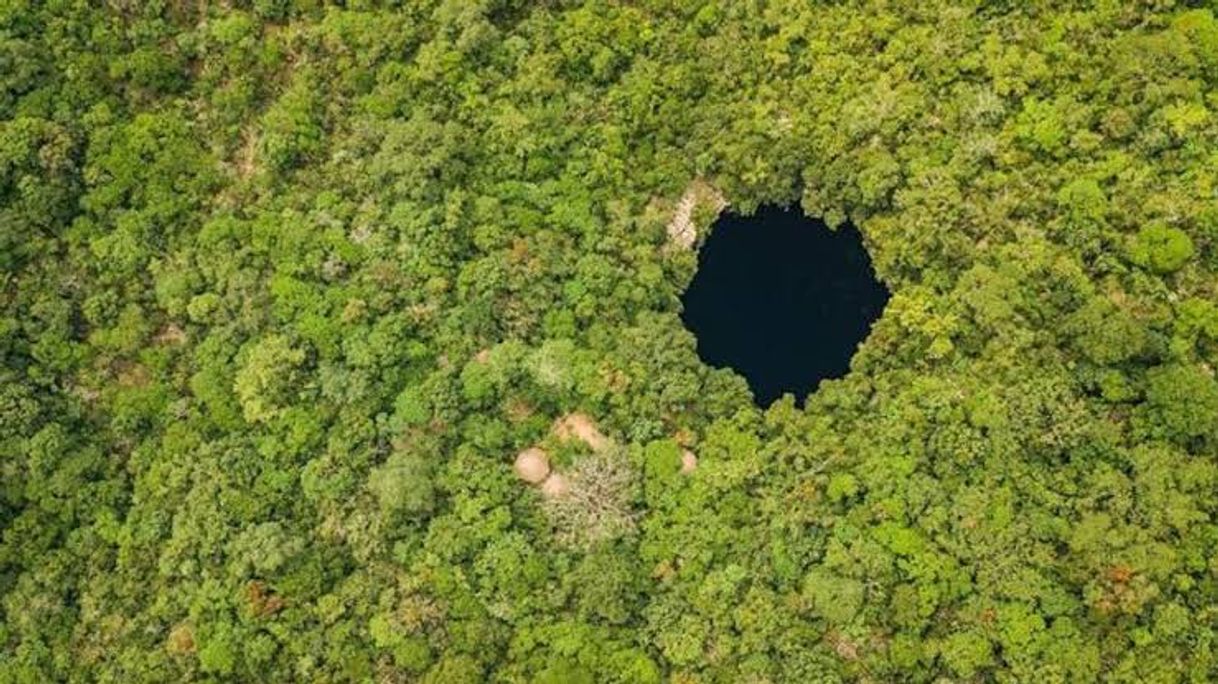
680, 206, 889, 406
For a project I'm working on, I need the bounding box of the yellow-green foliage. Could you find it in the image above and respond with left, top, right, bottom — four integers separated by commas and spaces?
3, 3, 1218, 682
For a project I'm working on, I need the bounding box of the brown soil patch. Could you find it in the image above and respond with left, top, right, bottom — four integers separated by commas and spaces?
552, 412, 610, 451
680, 449, 698, 474
514, 447, 550, 484
540, 473, 569, 498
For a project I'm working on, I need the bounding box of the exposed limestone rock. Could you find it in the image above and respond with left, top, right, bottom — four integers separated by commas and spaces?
666, 180, 727, 251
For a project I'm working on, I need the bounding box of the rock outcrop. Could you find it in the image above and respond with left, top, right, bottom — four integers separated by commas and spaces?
666, 180, 727, 251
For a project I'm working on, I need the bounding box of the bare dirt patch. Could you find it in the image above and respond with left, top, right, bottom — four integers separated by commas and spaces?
514, 447, 550, 484
680, 448, 698, 474
552, 412, 610, 451
540, 473, 569, 498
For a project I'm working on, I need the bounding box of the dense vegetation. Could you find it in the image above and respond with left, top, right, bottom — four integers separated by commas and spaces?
4, 1, 1218, 681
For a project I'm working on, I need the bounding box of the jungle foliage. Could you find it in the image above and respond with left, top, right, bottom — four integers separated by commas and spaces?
4, 1, 1218, 682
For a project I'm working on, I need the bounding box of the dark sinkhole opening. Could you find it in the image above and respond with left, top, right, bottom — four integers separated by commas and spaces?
680, 205, 890, 407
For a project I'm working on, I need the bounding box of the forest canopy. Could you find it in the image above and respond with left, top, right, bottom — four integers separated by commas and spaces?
3, 1, 1218, 682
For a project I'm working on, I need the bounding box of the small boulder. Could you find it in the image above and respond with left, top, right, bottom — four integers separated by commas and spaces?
514, 448, 550, 484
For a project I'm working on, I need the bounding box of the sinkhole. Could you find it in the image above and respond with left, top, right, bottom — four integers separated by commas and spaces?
680, 205, 890, 407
